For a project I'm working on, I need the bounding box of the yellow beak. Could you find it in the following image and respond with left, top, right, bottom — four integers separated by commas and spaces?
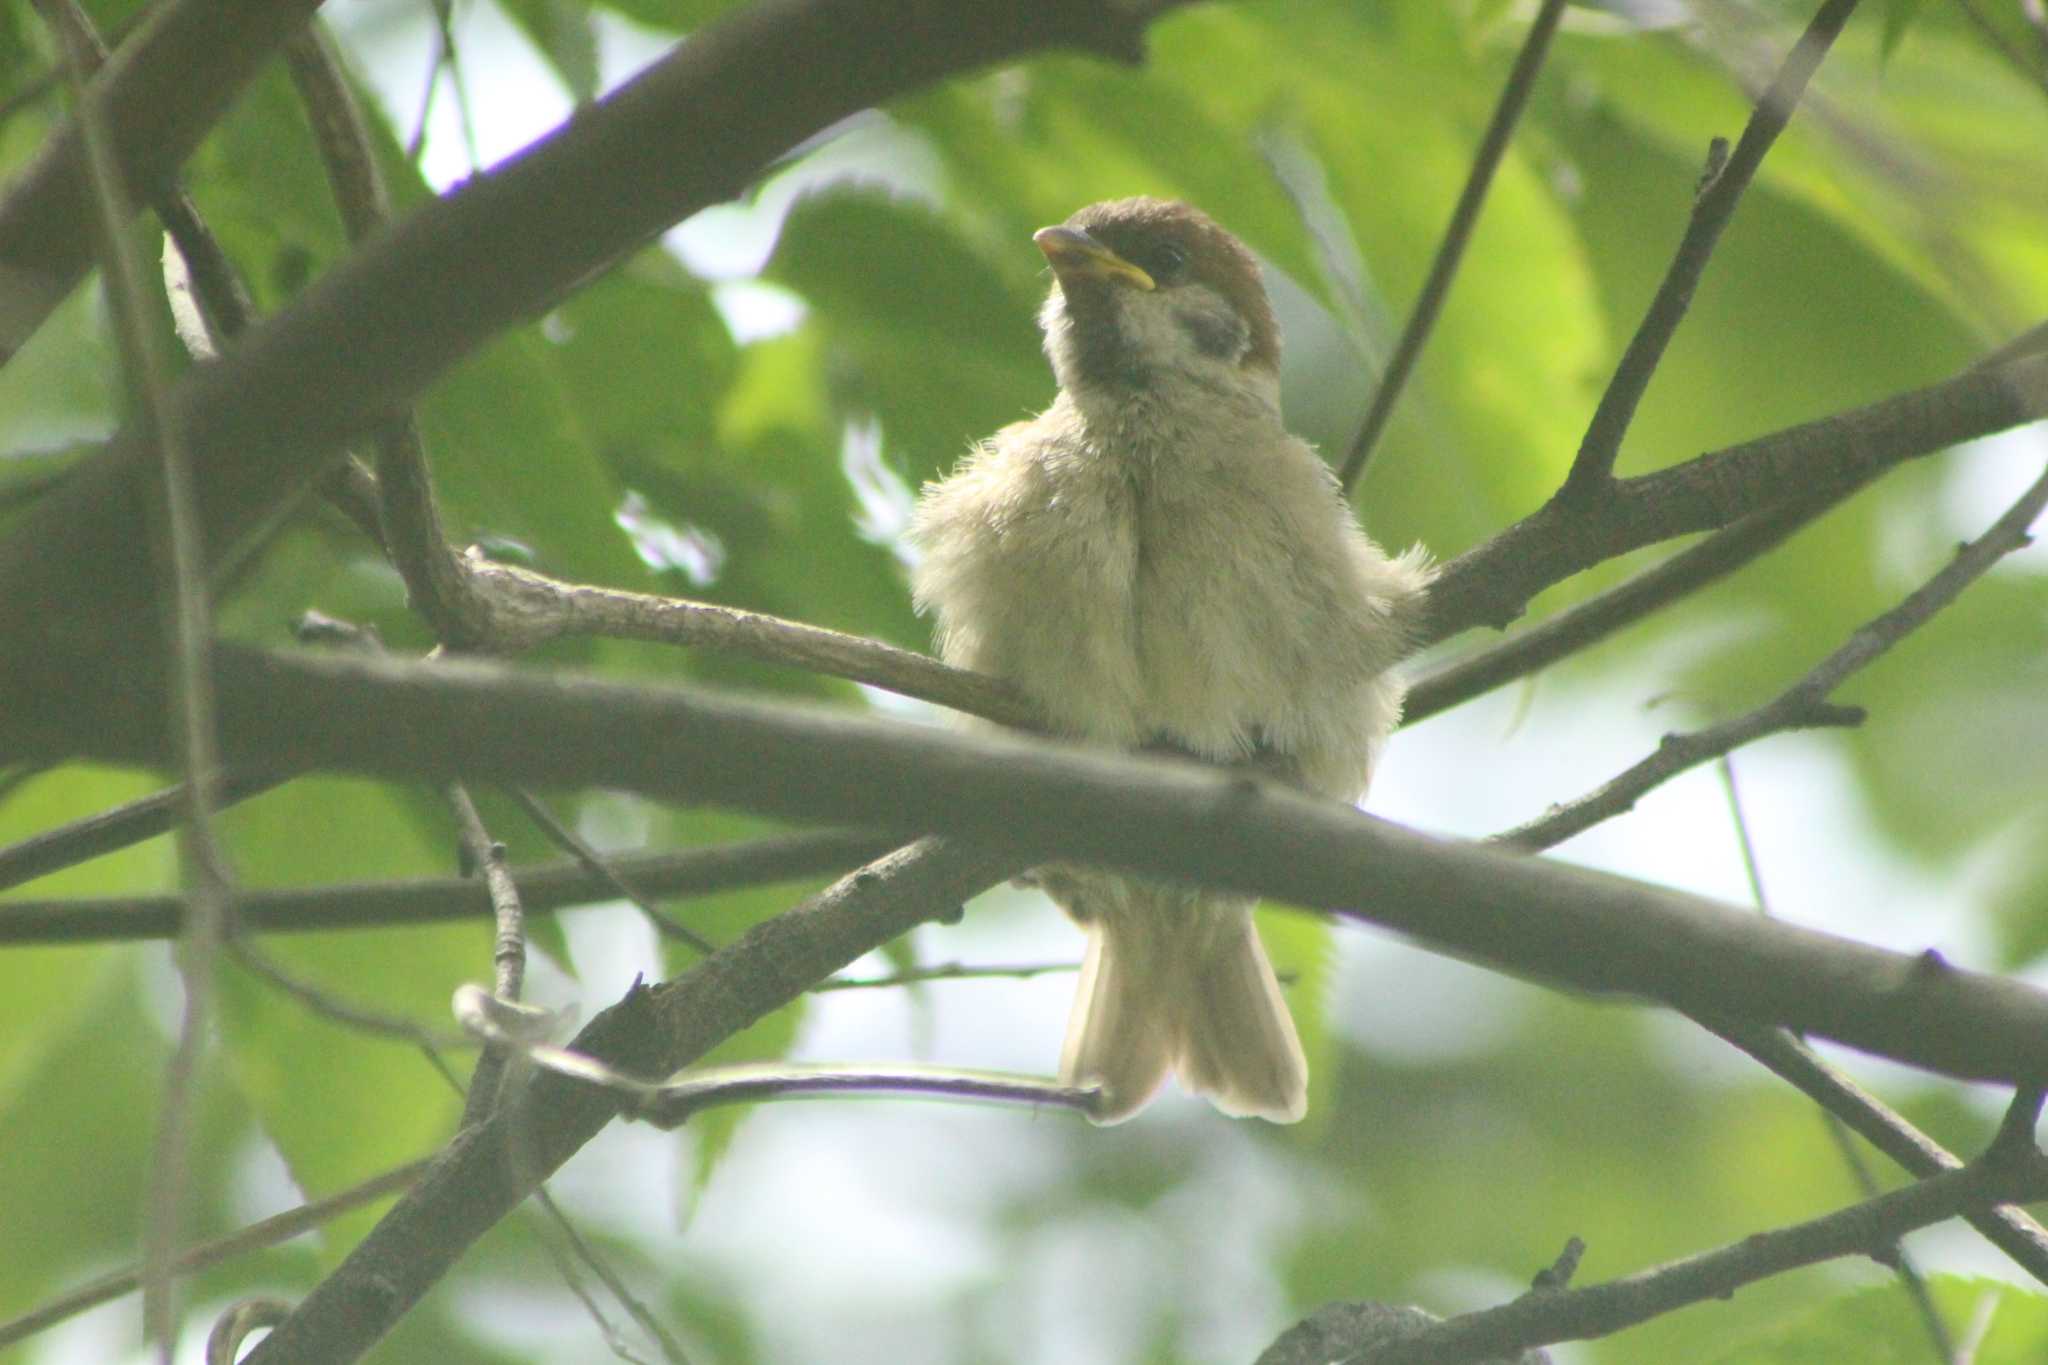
1033, 226, 1156, 291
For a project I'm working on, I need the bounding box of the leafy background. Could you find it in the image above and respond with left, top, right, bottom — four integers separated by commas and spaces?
2, 0, 2047, 1361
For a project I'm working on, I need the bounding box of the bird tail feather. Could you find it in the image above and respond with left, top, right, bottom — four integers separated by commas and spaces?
1058, 886, 1306, 1125
1178, 912, 1308, 1123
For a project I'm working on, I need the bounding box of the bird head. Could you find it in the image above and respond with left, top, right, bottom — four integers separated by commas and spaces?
1034, 197, 1282, 407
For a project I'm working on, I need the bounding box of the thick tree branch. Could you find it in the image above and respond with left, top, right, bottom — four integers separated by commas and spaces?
16, 642, 2048, 1091
1422, 351, 2048, 642
0, 0, 325, 361
240, 836, 1020, 1364
0, 0, 1188, 658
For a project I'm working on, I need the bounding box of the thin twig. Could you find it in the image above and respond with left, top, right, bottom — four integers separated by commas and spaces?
448, 783, 528, 1126
0, 770, 282, 893
1403, 484, 1852, 724
502, 787, 718, 955
417, 0, 481, 170
40, 3, 232, 1356
1708, 1023, 2048, 1285
152, 84, 382, 545
284, 27, 389, 238
1492, 459, 2048, 850
448, 786, 526, 1004
465, 1041, 1104, 1127
642, 1063, 1101, 1125
0, 830, 900, 944
230, 937, 474, 1065
1338, 0, 1568, 492
531, 1187, 691, 1365
0, 1157, 430, 1350
285, 23, 486, 647
523, 1205, 653, 1365
241, 839, 1024, 1363
1952, 0, 2048, 97
812, 960, 1080, 992
1561, 0, 1862, 499
1718, 755, 1956, 1360
1407, 317, 2048, 721
1357, 1100, 2048, 1363
432, 559, 1041, 724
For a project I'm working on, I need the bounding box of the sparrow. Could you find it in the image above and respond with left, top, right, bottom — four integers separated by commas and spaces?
909, 197, 1432, 1123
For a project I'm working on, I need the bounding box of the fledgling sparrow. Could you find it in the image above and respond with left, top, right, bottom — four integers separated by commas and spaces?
909, 198, 1432, 1123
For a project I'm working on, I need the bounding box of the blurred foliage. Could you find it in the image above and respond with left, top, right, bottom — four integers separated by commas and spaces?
0, 0, 2045, 1361
1713, 1275, 2048, 1361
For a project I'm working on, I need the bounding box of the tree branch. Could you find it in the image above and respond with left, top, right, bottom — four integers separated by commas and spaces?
1710, 1022, 2048, 1286
1559, 0, 1861, 499
240, 836, 1021, 1364
0, 830, 896, 943
1402, 485, 1850, 724
447, 781, 528, 1125
16, 642, 2048, 1091
0, 0, 1190, 658
1337, 0, 1568, 492
0, 0, 326, 362
1492, 459, 2048, 849
417, 555, 1040, 725
1357, 1099, 2048, 1363
0, 1156, 430, 1350
1421, 350, 2048, 642
501, 786, 720, 955
41, 4, 236, 1354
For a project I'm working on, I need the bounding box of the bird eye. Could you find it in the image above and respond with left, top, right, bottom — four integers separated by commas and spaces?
1148, 242, 1189, 282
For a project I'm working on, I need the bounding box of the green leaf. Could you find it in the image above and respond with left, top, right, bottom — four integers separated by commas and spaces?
1255, 905, 1337, 1138
1880, 0, 1930, 60
585, 0, 740, 32
415, 325, 646, 587
499, 0, 601, 103
0, 764, 170, 1100
546, 253, 737, 468
0, 965, 247, 1321
0, 278, 116, 451
1715, 1278, 2048, 1362
651, 809, 845, 1197
1986, 807, 2048, 969
212, 777, 473, 1251
764, 189, 1048, 488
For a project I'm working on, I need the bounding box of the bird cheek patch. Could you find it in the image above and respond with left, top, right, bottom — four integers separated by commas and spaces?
1176, 305, 1248, 363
